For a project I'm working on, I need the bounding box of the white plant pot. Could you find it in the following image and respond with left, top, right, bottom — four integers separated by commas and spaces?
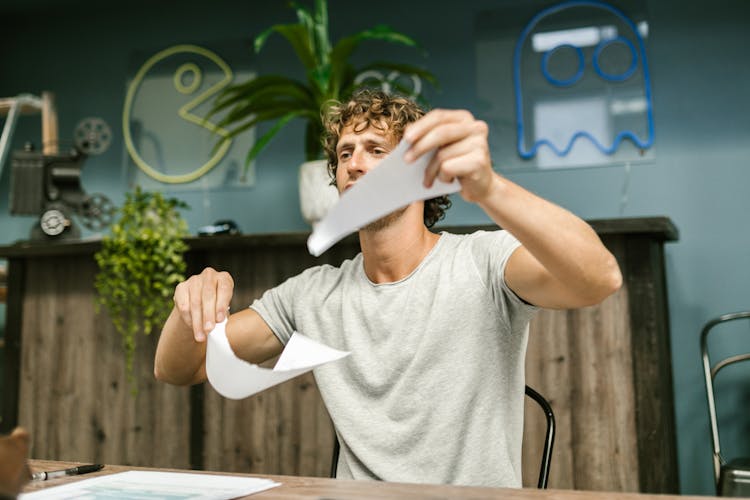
298, 159, 339, 227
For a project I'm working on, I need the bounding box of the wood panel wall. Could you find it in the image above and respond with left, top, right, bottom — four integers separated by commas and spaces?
522, 279, 639, 490
1, 219, 678, 492
16, 255, 191, 469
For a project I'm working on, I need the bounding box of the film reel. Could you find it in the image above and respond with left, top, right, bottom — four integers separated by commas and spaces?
40, 208, 71, 236
74, 117, 112, 155
78, 193, 116, 231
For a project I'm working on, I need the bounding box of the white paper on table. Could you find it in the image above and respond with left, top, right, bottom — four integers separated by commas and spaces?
20, 470, 279, 499
206, 320, 349, 400
307, 139, 461, 256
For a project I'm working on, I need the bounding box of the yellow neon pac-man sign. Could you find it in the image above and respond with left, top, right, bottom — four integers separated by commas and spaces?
122, 44, 233, 184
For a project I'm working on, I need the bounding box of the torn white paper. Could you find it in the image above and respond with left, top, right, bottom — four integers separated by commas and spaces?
307, 139, 461, 256
206, 320, 349, 400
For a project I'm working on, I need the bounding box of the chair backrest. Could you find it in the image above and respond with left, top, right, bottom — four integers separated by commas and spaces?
700, 311, 750, 486
524, 385, 556, 489
329, 384, 556, 488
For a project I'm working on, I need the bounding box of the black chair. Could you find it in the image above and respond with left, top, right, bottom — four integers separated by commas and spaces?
701, 311, 750, 497
330, 384, 556, 488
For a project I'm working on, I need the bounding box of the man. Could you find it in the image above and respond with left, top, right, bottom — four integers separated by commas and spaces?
155, 89, 621, 487
0, 427, 31, 498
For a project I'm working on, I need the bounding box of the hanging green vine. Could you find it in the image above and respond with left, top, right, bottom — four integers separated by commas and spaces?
94, 187, 190, 390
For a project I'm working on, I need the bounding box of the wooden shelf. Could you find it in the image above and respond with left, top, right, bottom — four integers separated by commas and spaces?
0, 217, 678, 259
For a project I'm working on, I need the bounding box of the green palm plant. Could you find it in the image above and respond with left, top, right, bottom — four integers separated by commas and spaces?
209, 0, 436, 169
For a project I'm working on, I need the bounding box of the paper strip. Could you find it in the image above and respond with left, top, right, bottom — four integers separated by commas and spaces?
206, 320, 349, 400
307, 140, 461, 256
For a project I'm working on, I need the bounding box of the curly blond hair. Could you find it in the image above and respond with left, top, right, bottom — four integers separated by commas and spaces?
322, 88, 451, 228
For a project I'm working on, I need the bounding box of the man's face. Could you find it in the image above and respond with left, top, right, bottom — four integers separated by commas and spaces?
334, 122, 398, 194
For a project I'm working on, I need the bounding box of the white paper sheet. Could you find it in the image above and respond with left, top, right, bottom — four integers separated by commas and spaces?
206, 320, 349, 400
20, 470, 279, 499
307, 139, 461, 256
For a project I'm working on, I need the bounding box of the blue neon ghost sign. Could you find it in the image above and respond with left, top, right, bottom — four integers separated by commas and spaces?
513, 0, 654, 160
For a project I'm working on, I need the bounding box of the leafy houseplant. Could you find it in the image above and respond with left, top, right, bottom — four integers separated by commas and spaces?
94, 187, 189, 389
210, 0, 436, 168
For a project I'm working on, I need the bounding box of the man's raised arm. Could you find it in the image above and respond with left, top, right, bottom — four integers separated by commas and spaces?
404, 109, 622, 309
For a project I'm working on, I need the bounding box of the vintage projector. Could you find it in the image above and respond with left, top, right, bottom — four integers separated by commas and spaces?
10, 144, 114, 240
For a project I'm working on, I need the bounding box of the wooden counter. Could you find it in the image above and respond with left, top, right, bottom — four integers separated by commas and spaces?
0, 217, 679, 492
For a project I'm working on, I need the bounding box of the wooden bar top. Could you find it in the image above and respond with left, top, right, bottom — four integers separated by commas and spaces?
0, 216, 678, 258
23, 460, 700, 499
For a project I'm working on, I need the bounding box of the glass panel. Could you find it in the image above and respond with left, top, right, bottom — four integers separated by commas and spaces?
475, 0, 654, 172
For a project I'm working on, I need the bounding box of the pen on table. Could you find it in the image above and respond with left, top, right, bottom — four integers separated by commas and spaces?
31, 464, 104, 481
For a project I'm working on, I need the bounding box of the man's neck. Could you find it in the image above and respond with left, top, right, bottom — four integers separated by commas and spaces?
359, 207, 441, 284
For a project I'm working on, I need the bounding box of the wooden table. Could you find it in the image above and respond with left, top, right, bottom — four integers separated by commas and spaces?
24, 460, 705, 499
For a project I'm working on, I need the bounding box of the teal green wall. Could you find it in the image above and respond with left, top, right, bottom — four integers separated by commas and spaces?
1, 0, 749, 495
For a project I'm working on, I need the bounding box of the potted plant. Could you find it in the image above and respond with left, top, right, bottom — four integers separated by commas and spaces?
209, 0, 436, 225
94, 187, 190, 390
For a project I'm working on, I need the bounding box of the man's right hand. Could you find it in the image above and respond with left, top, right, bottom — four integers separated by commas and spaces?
173, 267, 234, 342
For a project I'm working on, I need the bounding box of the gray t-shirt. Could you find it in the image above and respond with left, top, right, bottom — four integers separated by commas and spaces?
250, 230, 537, 487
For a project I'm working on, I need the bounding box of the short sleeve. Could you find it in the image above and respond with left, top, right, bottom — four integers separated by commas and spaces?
249, 273, 302, 345
467, 230, 538, 330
